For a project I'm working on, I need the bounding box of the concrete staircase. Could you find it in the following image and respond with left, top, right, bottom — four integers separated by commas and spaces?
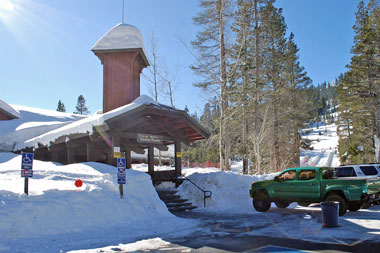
156, 188, 197, 213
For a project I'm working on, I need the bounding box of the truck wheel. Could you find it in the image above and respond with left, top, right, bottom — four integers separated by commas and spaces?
274, 201, 290, 208
361, 202, 371, 209
253, 191, 271, 212
325, 194, 347, 216
348, 201, 361, 212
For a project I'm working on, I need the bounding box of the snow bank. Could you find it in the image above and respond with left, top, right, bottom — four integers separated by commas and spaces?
0, 153, 195, 251
178, 168, 277, 213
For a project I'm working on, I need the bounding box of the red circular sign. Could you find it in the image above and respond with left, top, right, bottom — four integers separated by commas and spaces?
75, 179, 83, 188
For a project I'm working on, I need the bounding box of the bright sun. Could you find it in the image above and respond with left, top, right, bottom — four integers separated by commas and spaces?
0, 0, 15, 12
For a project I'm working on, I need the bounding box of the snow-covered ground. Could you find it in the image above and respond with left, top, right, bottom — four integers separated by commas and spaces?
1, 121, 380, 252
0, 153, 198, 252
300, 122, 340, 167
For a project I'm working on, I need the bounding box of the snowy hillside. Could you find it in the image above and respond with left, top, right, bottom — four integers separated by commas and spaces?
300, 122, 340, 167
0, 153, 195, 252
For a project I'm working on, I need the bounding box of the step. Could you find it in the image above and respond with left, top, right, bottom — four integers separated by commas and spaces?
166, 202, 193, 208
169, 205, 197, 213
158, 194, 181, 202
156, 189, 178, 195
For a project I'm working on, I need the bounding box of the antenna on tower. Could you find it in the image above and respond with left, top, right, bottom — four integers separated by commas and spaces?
122, 0, 125, 23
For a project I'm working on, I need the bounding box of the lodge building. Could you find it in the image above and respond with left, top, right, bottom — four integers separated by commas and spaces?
0, 23, 209, 184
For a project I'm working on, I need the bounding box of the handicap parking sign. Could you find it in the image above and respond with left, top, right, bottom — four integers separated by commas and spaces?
21, 153, 34, 171
117, 157, 126, 169
117, 171, 126, 184
21, 169, 33, 178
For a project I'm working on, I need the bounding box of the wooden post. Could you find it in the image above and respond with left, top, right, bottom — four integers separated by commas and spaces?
126, 148, 132, 169
111, 135, 120, 167
24, 178, 29, 195
86, 142, 94, 162
148, 146, 154, 175
119, 184, 124, 199
66, 143, 75, 164
175, 141, 182, 177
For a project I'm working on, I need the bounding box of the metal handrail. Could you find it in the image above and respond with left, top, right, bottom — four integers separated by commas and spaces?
182, 175, 212, 208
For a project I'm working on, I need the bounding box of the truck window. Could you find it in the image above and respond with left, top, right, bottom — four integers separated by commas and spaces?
298, 170, 316, 180
359, 166, 378, 176
336, 167, 356, 177
279, 170, 296, 181
322, 168, 335, 179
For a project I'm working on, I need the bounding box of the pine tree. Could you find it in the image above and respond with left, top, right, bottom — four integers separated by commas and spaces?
74, 95, 89, 115
337, 0, 380, 163
56, 100, 66, 112
191, 0, 233, 171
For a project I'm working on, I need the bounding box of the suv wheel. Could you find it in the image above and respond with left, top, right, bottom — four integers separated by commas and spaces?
325, 194, 347, 216
253, 191, 271, 212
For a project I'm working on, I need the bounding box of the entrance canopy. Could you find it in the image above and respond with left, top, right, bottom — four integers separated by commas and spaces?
16, 96, 209, 183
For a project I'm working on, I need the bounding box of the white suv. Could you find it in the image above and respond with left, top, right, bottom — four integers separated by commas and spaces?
336, 164, 380, 208
336, 164, 380, 178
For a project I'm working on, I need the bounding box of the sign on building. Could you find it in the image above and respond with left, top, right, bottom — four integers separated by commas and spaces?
137, 133, 163, 144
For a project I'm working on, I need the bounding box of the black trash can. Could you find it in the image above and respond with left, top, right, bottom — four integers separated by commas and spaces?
321, 201, 339, 228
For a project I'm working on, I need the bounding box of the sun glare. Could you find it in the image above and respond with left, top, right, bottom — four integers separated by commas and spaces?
0, 0, 14, 12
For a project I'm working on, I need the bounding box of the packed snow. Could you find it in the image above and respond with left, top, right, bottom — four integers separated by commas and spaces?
0, 99, 20, 119
92, 23, 148, 58
14, 95, 160, 150
300, 122, 340, 167
0, 152, 197, 252
0, 104, 85, 152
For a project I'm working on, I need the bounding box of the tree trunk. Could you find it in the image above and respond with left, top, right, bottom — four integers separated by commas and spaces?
218, 0, 230, 171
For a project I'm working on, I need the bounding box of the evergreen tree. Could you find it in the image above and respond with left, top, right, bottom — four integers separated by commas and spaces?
74, 95, 89, 115
337, 0, 380, 163
191, 0, 233, 171
56, 100, 66, 112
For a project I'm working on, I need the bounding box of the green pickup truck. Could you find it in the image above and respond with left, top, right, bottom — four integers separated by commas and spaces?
249, 167, 379, 216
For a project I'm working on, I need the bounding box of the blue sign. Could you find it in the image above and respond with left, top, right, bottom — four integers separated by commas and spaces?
117, 157, 126, 169
117, 171, 126, 184
21, 152, 34, 170
21, 170, 33, 178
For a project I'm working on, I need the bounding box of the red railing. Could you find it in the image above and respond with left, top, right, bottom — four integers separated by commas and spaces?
182, 161, 220, 168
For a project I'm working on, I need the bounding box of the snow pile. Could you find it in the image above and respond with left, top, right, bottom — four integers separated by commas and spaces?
16, 95, 159, 150
178, 168, 277, 213
300, 123, 340, 167
0, 99, 20, 118
92, 23, 148, 58
0, 104, 85, 152
0, 153, 194, 252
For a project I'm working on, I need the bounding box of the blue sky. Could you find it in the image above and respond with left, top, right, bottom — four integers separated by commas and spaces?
0, 0, 362, 115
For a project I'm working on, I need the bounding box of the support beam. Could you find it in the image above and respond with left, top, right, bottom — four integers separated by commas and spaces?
175, 141, 182, 177
148, 117, 190, 145
86, 142, 94, 162
148, 146, 154, 175
66, 143, 75, 164
126, 148, 132, 169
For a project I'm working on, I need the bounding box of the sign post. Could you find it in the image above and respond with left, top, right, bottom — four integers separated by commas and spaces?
117, 157, 126, 199
21, 152, 34, 195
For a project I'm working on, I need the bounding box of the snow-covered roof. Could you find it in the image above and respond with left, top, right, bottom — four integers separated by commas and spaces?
91, 23, 148, 61
16, 95, 160, 150
0, 99, 20, 119
0, 105, 86, 152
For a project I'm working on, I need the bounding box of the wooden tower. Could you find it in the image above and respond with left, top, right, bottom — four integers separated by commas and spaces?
92, 24, 149, 113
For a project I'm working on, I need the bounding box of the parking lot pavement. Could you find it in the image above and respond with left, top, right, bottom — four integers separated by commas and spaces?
170, 205, 380, 252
